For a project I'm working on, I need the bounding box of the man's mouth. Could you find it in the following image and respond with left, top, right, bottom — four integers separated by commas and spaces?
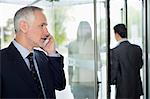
42, 37, 47, 41
42, 35, 49, 41
43, 38, 47, 40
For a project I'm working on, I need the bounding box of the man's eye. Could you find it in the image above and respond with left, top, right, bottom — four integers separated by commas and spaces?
41, 24, 44, 27
39, 23, 47, 28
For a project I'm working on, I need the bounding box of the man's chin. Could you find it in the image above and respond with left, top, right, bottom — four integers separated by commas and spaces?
38, 43, 45, 48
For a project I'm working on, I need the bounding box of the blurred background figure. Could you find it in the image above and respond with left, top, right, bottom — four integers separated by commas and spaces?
68, 21, 95, 99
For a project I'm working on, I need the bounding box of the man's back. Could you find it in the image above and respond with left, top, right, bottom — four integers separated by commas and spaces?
111, 41, 143, 98
114, 41, 143, 70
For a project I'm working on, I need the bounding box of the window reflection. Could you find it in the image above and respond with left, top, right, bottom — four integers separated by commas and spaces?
68, 21, 95, 99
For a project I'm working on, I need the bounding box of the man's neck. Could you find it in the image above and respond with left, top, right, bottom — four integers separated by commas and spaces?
118, 38, 128, 44
15, 36, 33, 52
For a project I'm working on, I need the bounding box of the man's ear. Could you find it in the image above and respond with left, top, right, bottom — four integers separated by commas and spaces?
115, 33, 119, 37
115, 32, 122, 41
19, 20, 29, 33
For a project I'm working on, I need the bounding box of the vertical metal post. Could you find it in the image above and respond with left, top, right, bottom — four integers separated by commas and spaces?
124, 0, 128, 37
93, 0, 98, 99
106, 0, 110, 99
141, 0, 149, 98
144, 0, 149, 98
147, 0, 150, 98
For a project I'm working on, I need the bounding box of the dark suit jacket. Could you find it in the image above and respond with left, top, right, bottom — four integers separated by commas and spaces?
110, 41, 143, 98
0, 42, 66, 98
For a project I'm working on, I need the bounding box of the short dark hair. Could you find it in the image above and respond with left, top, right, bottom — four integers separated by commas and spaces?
113, 24, 127, 38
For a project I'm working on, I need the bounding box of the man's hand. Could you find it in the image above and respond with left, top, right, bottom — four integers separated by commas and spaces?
42, 35, 56, 54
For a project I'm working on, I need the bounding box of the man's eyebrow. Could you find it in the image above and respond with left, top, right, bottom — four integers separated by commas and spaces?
42, 23, 48, 26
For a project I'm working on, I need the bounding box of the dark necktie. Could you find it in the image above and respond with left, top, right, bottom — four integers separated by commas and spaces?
27, 53, 44, 98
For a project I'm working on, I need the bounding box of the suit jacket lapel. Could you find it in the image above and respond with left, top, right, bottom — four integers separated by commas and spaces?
34, 51, 51, 97
7, 43, 39, 94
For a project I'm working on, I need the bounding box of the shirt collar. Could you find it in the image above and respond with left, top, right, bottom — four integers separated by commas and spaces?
118, 38, 128, 45
12, 40, 33, 59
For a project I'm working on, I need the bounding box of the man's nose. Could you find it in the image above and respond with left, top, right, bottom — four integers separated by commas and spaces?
43, 27, 49, 35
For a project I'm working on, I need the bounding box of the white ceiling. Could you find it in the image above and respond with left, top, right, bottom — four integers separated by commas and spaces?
0, 0, 39, 5
0, 0, 93, 6
0, 0, 104, 7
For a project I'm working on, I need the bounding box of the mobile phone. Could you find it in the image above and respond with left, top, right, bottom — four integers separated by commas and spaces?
43, 38, 49, 46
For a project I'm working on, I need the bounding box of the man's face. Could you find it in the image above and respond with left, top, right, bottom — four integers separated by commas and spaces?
26, 10, 49, 48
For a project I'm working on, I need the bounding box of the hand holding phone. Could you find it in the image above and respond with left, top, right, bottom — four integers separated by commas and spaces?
42, 35, 55, 54
43, 38, 49, 47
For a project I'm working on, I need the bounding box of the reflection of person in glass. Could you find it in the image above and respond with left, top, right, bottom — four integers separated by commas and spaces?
68, 21, 95, 99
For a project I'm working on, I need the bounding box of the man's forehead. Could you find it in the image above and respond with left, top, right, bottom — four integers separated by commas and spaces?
34, 11, 47, 21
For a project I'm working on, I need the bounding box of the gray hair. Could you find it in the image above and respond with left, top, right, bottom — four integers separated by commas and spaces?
14, 6, 43, 32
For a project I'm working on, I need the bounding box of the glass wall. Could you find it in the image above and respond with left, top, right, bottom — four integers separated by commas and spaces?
50, 2, 96, 99
109, 0, 125, 98
96, 0, 107, 99
110, 0, 125, 48
127, 1, 144, 99
109, 0, 144, 99
127, 0, 143, 47
36, 0, 108, 99
0, 3, 25, 48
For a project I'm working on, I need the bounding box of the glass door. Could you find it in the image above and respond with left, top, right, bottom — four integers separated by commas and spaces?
45, 1, 97, 99
42, 0, 109, 99
109, 0, 126, 98
96, 0, 108, 99
127, 0, 144, 99
109, 0, 144, 99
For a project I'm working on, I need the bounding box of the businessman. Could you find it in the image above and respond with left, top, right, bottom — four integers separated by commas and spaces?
0, 6, 66, 98
110, 24, 143, 99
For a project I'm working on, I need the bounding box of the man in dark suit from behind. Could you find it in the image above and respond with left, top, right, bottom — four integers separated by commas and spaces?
110, 24, 143, 99
0, 6, 66, 98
